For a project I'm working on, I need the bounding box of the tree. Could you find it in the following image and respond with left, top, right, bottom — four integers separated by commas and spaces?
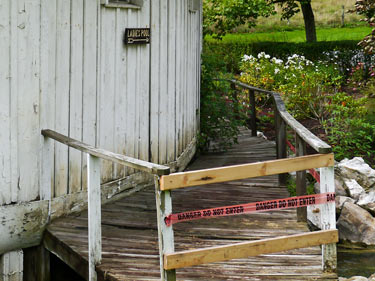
203, 0, 275, 38
273, 0, 317, 42
351, 0, 375, 54
203, 0, 317, 42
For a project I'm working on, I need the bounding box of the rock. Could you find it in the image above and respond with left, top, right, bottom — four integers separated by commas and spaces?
336, 196, 355, 216
369, 274, 375, 281
307, 204, 322, 229
344, 179, 365, 201
314, 181, 320, 194
339, 276, 371, 281
335, 178, 348, 196
337, 202, 375, 247
357, 191, 375, 216
337, 157, 375, 190
313, 178, 347, 196
346, 277, 369, 281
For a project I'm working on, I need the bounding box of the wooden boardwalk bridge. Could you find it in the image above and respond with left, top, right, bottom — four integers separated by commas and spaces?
35, 81, 338, 281
43, 129, 337, 280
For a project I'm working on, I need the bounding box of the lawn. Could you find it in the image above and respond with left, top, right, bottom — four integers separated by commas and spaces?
205, 26, 373, 43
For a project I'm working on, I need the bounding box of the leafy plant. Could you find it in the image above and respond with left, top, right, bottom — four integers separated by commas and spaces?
198, 52, 248, 152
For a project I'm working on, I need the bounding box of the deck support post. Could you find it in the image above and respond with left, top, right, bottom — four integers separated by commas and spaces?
320, 166, 337, 272
87, 155, 102, 281
275, 109, 287, 185
24, 245, 50, 281
154, 176, 176, 281
249, 89, 257, 137
296, 135, 307, 222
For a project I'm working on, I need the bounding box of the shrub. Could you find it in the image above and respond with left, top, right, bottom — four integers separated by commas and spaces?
198, 53, 247, 152
238, 53, 343, 120
204, 40, 361, 74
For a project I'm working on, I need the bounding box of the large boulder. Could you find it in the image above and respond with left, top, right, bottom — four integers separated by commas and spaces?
344, 179, 365, 201
337, 202, 375, 247
337, 157, 375, 191
336, 196, 355, 216
357, 191, 375, 216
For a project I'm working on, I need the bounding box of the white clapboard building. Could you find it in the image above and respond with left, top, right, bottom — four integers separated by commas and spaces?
0, 0, 201, 279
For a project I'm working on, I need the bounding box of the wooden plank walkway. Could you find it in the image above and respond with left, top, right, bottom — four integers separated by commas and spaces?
45, 129, 337, 280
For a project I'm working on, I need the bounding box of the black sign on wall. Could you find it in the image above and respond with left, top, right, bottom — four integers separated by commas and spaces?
124, 28, 150, 45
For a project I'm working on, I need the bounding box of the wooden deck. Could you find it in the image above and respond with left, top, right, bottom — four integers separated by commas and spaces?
44, 129, 337, 280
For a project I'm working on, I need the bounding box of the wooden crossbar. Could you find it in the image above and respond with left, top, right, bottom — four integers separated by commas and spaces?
160, 153, 334, 190
42, 129, 170, 175
164, 229, 338, 270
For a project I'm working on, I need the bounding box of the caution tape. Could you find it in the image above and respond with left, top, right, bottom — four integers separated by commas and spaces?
164, 192, 335, 226
286, 140, 320, 183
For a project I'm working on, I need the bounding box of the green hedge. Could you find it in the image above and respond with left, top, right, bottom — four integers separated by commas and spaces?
204, 40, 361, 74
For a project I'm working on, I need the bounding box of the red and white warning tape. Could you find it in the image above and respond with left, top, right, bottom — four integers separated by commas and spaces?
286, 140, 321, 183
164, 192, 335, 226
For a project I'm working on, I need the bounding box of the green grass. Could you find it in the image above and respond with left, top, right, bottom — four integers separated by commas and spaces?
206, 26, 373, 43
253, 0, 363, 32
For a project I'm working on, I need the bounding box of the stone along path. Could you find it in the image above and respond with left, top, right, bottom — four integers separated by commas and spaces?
45, 129, 337, 280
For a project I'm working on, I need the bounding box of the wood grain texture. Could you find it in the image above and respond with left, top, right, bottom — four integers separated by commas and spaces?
164, 230, 338, 270
42, 130, 170, 175
160, 153, 334, 190
154, 177, 176, 280
68, 0, 84, 194
88, 155, 102, 280
54, 0, 71, 197
320, 166, 337, 272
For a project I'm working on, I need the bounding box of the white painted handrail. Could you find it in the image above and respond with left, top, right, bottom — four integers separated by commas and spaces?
42, 129, 170, 280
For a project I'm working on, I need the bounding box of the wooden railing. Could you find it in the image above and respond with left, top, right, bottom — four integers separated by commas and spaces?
42, 79, 337, 280
153, 80, 338, 280
41, 129, 170, 281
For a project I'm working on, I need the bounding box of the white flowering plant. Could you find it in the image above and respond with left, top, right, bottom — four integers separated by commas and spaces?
239, 52, 343, 120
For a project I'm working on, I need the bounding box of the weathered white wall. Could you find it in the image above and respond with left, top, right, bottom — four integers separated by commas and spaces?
0, 0, 201, 278
0, 0, 201, 202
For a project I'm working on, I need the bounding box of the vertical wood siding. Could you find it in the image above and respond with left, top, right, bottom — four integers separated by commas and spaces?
150, 0, 201, 165
0, 0, 201, 203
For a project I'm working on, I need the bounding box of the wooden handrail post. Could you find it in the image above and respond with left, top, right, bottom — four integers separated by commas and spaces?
320, 166, 337, 272
154, 176, 176, 281
249, 89, 257, 137
41, 135, 53, 217
231, 82, 239, 119
275, 109, 287, 185
296, 135, 307, 222
88, 154, 102, 281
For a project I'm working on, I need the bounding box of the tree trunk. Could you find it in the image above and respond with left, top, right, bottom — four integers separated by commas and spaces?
300, 1, 317, 42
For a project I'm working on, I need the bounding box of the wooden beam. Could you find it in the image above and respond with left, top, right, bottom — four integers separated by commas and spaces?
296, 135, 307, 222
88, 155, 101, 281
41, 129, 170, 175
154, 176, 176, 281
0, 201, 49, 255
24, 245, 50, 281
160, 154, 334, 191
164, 229, 338, 270
320, 166, 337, 272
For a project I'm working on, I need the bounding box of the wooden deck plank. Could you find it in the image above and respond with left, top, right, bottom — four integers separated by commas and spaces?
45, 129, 337, 280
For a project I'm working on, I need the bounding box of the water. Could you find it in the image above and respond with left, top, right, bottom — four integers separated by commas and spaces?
338, 249, 375, 278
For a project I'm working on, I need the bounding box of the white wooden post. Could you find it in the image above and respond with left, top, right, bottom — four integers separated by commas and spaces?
154, 176, 176, 281
41, 135, 53, 216
87, 154, 102, 281
320, 166, 337, 272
